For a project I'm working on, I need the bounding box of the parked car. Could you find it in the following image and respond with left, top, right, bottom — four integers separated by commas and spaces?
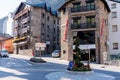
52, 50, 60, 58
0, 50, 9, 58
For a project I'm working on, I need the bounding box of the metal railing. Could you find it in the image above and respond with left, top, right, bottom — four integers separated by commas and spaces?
71, 5, 95, 13
71, 22, 96, 29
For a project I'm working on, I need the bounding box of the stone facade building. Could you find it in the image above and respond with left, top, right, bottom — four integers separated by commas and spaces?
13, 2, 60, 56
59, 0, 110, 63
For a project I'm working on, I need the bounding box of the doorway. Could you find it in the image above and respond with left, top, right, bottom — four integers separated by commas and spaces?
80, 49, 96, 62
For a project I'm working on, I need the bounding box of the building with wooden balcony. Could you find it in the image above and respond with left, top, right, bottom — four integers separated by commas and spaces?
13, 2, 60, 56
59, 0, 110, 63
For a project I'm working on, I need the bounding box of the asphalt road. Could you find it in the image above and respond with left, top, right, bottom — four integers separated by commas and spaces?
0, 57, 120, 80
0, 57, 67, 80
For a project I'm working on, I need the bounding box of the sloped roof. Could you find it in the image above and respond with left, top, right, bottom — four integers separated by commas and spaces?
47, 6, 51, 12
58, 0, 110, 12
27, 2, 46, 8
14, 2, 26, 15
101, 0, 110, 12
14, 2, 58, 16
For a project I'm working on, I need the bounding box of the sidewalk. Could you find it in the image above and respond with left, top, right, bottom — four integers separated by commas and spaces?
10, 54, 120, 72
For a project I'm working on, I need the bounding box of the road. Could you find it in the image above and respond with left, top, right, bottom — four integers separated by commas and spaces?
0, 57, 67, 80
0, 57, 120, 80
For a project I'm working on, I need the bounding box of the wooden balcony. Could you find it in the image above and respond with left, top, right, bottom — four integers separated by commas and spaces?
14, 8, 30, 19
21, 17, 30, 24
21, 27, 28, 33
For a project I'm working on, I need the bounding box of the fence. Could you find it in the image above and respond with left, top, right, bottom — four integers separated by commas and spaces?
105, 55, 120, 66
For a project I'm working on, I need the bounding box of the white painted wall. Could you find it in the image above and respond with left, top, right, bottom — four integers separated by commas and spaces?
107, 0, 120, 55
6, 12, 14, 36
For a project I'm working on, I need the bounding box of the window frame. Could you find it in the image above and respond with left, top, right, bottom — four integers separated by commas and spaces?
112, 25, 118, 32
111, 12, 117, 18
111, 3, 116, 9
113, 43, 118, 50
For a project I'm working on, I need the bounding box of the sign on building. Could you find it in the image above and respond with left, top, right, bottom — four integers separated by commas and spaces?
35, 43, 46, 48
79, 44, 96, 49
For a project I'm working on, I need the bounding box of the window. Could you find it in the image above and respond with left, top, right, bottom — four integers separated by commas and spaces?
86, 2, 95, 10
42, 13, 45, 18
47, 16, 49, 21
47, 34, 49, 38
112, 12, 117, 18
47, 25, 49, 30
54, 20, 56, 24
72, 2, 80, 7
113, 43, 118, 49
111, 4, 116, 9
86, 16, 95, 27
72, 17, 81, 25
42, 23, 44, 27
63, 8, 66, 14
112, 25, 118, 32
57, 19, 59, 25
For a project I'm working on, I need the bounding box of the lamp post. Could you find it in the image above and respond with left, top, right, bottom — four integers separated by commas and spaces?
86, 47, 90, 67
46, 41, 50, 54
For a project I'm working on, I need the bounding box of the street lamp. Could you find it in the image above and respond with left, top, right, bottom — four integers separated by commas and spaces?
85, 46, 90, 67
46, 41, 50, 54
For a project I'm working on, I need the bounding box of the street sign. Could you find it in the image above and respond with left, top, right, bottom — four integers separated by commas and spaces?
35, 43, 46, 48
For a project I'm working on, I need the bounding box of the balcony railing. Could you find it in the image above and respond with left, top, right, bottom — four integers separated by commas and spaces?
71, 5, 95, 13
21, 27, 28, 33
13, 36, 27, 43
21, 17, 30, 24
71, 22, 96, 30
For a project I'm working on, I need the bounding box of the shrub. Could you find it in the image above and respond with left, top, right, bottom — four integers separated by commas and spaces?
72, 64, 91, 71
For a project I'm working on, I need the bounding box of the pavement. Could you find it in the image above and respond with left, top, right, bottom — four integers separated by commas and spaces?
10, 54, 120, 80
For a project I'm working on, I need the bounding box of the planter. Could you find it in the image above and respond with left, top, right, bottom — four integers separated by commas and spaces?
66, 70, 93, 75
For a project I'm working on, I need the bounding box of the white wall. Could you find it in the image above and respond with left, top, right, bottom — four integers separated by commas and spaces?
6, 12, 14, 37
107, 0, 120, 55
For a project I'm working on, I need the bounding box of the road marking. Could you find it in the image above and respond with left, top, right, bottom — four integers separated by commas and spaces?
18, 59, 32, 66
0, 76, 27, 80
0, 66, 28, 75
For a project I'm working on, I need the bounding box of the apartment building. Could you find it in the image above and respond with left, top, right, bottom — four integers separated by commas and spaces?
0, 17, 7, 34
59, 0, 110, 63
13, 2, 60, 56
106, 0, 120, 57
5, 13, 14, 37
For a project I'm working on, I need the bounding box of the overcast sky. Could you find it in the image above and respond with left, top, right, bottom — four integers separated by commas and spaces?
0, 0, 25, 19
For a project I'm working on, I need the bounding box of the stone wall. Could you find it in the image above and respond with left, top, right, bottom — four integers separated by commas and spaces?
60, 0, 109, 63
19, 49, 33, 56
